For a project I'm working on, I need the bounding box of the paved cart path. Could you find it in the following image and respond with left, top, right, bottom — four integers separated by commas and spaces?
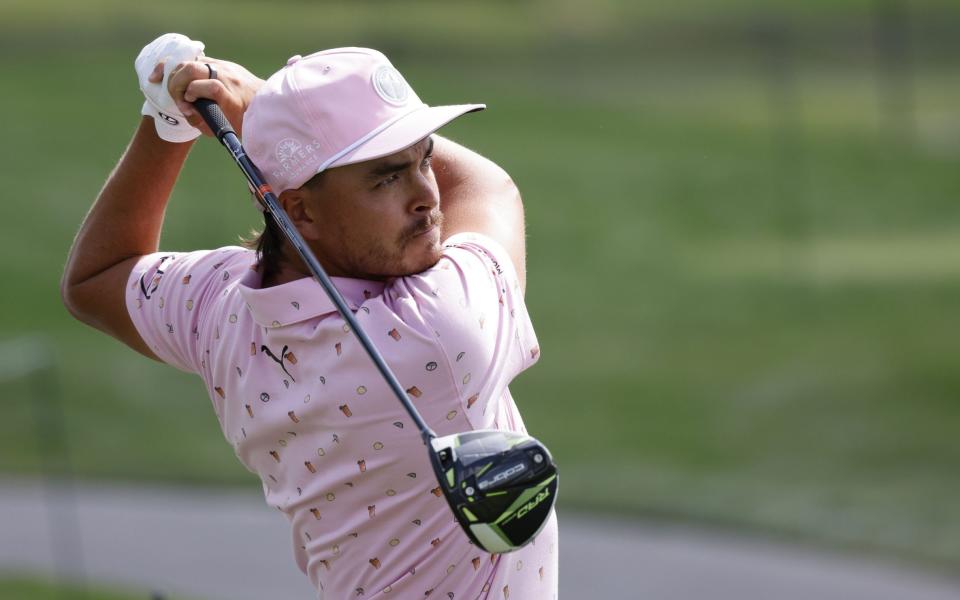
2, 479, 959, 600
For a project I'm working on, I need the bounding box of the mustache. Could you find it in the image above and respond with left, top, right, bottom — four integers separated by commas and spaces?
403, 211, 443, 240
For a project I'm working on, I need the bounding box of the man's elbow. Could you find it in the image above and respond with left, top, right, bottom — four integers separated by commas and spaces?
60, 274, 91, 325
60, 269, 108, 330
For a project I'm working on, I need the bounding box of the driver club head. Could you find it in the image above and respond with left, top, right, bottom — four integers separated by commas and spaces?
429, 429, 558, 553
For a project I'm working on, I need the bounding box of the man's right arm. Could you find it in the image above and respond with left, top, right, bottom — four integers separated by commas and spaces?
432, 136, 528, 293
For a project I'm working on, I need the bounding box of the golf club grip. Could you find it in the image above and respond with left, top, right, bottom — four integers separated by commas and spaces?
194, 98, 235, 142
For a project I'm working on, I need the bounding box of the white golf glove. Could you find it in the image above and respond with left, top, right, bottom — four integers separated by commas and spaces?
135, 33, 205, 143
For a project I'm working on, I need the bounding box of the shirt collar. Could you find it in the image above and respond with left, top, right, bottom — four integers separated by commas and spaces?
238, 266, 385, 328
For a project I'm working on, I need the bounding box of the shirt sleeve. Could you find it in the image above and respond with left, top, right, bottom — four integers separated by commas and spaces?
125, 247, 249, 373
384, 232, 540, 426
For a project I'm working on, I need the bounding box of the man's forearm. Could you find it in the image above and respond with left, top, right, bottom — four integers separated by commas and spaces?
431, 134, 527, 290
432, 135, 517, 210
62, 118, 192, 315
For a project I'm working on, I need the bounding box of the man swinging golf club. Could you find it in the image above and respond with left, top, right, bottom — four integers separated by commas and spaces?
61, 34, 558, 599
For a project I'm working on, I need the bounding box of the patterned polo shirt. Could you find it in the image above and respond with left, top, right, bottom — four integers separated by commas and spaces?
126, 232, 558, 599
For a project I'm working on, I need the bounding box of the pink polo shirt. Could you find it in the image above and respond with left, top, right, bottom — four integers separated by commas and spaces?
126, 232, 558, 599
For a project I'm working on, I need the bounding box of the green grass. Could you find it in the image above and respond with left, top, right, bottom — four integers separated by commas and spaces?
2, 0, 960, 572
0, 574, 173, 600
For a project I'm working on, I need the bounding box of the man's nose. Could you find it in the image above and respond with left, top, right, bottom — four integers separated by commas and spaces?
409, 171, 439, 214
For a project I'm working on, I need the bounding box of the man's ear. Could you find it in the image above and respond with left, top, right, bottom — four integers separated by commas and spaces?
277, 187, 321, 241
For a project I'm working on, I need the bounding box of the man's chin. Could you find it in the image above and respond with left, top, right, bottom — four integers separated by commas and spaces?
394, 246, 443, 277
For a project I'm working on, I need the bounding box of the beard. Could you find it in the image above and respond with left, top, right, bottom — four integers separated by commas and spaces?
352, 210, 445, 279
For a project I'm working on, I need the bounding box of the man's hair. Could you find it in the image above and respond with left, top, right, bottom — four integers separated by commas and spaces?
241, 211, 284, 283
241, 171, 326, 282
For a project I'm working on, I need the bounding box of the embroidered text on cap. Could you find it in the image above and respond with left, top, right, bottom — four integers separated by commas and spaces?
274, 138, 323, 182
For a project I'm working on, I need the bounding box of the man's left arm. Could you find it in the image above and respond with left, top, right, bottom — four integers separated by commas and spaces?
61, 120, 192, 360
61, 56, 262, 359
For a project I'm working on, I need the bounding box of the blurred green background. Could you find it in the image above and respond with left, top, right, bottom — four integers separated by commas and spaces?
2, 0, 959, 591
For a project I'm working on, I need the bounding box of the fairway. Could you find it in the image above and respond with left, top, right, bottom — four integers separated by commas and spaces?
2, 0, 959, 572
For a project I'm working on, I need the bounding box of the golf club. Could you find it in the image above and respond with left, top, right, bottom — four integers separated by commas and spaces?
193, 98, 558, 553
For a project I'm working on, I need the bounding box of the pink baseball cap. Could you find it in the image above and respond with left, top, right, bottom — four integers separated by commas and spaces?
242, 47, 485, 194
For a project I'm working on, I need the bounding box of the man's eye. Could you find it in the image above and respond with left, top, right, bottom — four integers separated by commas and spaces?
377, 173, 400, 188
421, 155, 433, 170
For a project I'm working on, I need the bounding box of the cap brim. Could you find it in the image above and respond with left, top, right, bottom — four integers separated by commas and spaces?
329, 103, 485, 170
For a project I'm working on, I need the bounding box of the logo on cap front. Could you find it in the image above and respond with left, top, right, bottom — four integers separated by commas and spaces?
372, 65, 410, 105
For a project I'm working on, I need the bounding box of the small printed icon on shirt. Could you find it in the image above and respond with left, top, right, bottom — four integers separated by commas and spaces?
369, 557, 381, 569
310, 508, 321, 520
406, 386, 422, 398
388, 328, 401, 341
335, 342, 342, 356
367, 504, 376, 518
340, 404, 352, 417
358, 459, 366, 473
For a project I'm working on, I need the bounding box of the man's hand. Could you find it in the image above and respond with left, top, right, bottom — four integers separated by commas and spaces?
136, 34, 207, 143
161, 57, 264, 138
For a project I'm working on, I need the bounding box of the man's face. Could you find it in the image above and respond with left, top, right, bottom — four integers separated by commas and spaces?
295, 137, 442, 280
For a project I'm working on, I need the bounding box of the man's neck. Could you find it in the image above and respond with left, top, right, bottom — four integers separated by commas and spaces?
260, 260, 309, 288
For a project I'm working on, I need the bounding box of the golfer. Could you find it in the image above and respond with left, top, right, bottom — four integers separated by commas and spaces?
61, 35, 557, 599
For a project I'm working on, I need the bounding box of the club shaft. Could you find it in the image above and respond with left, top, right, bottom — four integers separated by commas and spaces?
196, 101, 437, 443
